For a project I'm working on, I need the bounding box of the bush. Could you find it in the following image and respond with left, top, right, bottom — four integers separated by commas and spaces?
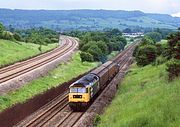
155, 55, 167, 65
133, 46, 139, 57
155, 43, 164, 56
50, 38, 58, 43
166, 32, 180, 59
45, 38, 51, 44
166, 59, 180, 81
130, 38, 134, 42
0, 23, 4, 36
1, 31, 14, 40
80, 52, 94, 62
135, 45, 157, 66
93, 114, 101, 127
13, 33, 22, 41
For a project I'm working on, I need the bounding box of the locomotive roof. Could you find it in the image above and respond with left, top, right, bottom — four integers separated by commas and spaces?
70, 73, 99, 87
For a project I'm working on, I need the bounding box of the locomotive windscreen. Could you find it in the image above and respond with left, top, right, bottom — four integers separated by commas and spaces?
70, 87, 86, 93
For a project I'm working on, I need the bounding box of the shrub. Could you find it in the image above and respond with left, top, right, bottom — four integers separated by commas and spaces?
135, 45, 157, 66
130, 38, 134, 42
45, 38, 51, 44
80, 52, 94, 62
133, 46, 139, 57
166, 59, 180, 81
0, 23, 4, 36
155, 43, 164, 56
13, 33, 22, 41
50, 38, 58, 43
155, 55, 167, 65
93, 114, 101, 127
1, 31, 14, 41
166, 32, 180, 59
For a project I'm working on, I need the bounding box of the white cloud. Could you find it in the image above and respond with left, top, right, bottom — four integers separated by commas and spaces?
172, 12, 180, 17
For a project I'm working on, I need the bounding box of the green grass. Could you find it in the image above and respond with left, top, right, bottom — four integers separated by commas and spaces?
97, 64, 180, 127
0, 52, 98, 112
0, 39, 58, 67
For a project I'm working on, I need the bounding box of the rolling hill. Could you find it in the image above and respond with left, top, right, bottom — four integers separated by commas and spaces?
0, 9, 179, 31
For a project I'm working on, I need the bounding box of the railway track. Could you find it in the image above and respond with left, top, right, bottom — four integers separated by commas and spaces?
0, 36, 77, 84
57, 112, 83, 127
15, 42, 137, 127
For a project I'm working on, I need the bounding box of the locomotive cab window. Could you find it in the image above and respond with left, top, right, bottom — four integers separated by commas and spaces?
70, 87, 87, 93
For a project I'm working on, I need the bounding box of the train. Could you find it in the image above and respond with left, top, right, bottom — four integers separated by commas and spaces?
68, 61, 119, 111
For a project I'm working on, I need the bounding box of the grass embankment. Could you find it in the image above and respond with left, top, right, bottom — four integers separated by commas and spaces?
0, 52, 98, 112
0, 39, 58, 67
97, 64, 180, 127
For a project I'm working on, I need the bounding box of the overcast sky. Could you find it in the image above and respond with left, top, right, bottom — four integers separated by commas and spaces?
0, 0, 180, 15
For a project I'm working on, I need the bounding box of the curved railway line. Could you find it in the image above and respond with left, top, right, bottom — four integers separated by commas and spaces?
15, 42, 138, 127
0, 36, 78, 84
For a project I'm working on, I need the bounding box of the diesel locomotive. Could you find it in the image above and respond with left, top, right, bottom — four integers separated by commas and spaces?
69, 61, 119, 110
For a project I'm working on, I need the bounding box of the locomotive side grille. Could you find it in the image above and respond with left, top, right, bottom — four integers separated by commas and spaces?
73, 95, 82, 98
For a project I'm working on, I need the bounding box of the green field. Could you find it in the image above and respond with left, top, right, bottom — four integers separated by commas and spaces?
97, 64, 180, 127
0, 39, 58, 67
0, 52, 97, 112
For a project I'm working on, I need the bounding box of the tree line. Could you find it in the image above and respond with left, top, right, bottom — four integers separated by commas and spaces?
65, 29, 127, 63
0, 22, 59, 52
133, 28, 180, 80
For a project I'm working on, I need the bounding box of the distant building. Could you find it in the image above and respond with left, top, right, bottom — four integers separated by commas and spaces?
123, 32, 144, 38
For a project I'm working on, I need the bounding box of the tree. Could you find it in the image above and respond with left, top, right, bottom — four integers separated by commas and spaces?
166, 59, 180, 80
135, 45, 157, 66
87, 45, 103, 61
80, 52, 93, 62
165, 28, 180, 80
1, 31, 14, 40
8, 25, 15, 33
50, 38, 58, 43
123, 28, 132, 33
145, 32, 162, 42
96, 41, 108, 55
105, 28, 122, 38
27, 32, 45, 52
166, 31, 180, 60
141, 36, 155, 45
0, 23, 5, 38
13, 33, 22, 41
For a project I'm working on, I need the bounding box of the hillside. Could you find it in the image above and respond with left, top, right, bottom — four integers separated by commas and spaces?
0, 39, 57, 67
97, 64, 180, 127
0, 9, 179, 31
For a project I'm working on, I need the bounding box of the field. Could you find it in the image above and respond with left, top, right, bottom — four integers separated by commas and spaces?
0, 39, 58, 67
97, 64, 180, 127
0, 52, 98, 112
